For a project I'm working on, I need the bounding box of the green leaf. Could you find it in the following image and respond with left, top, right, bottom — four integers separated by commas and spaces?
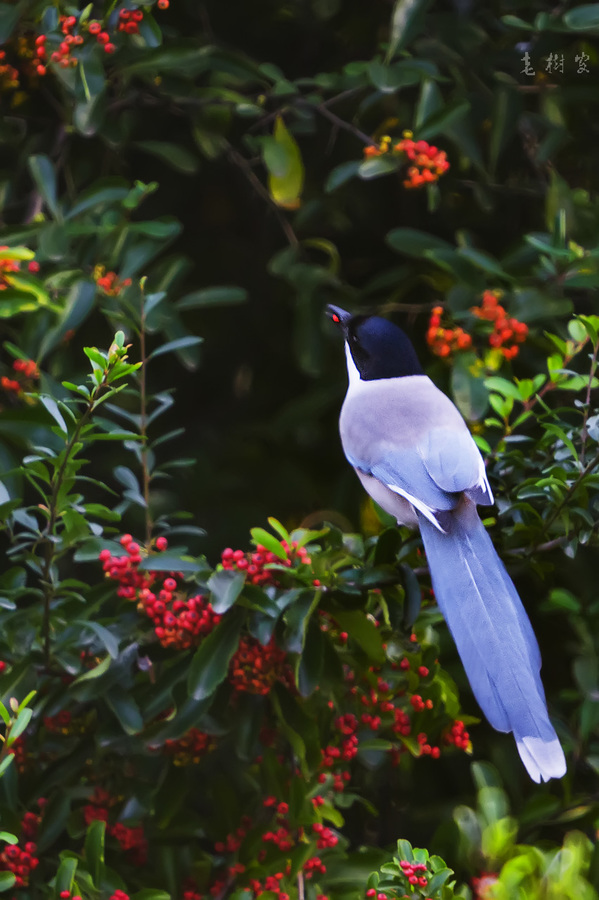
135, 141, 200, 175
39, 396, 68, 435
148, 336, 203, 360
0, 756, 14, 778
325, 160, 361, 192
54, 857, 78, 899
386, 0, 430, 61
386, 228, 452, 256
265, 116, 304, 210
457, 247, 510, 279
358, 156, 399, 179
451, 353, 489, 421
139, 554, 205, 573
250, 527, 288, 560
28, 155, 61, 221
176, 286, 247, 310
0, 872, 15, 893
0, 3, 21, 43
484, 377, 522, 400
563, 5, 599, 28
283, 590, 320, 653
6, 707, 32, 746
208, 569, 246, 614
84, 819, 105, 887
332, 609, 385, 663
67, 181, 129, 219
417, 100, 471, 141
296, 621, 325, 697
427, 868, 454, 893
74, 621, 119, 659
132, 892, 171, 900
0, 833, 17, 846
106, 691, 144, 735
187, 607, 245, 700
415, 79, 443, 129
72, 655, 111, 684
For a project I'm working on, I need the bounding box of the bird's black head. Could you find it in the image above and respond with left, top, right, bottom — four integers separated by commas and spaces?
326, 304, 424, 380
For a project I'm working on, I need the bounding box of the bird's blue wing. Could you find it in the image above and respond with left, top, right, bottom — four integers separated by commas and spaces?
417, 427, 493, 505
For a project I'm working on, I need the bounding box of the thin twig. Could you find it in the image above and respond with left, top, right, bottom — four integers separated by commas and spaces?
295, 98, 374, 146
226, 144, 299, 247
139, 300, 152, 548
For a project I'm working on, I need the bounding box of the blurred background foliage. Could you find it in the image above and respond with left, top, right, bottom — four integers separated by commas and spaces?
3, 0, 599, 896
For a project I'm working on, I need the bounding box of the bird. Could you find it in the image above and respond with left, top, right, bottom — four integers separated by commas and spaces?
326, 303, 566, 783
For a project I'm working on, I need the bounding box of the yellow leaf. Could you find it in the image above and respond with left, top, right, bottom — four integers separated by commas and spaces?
266, 116, 304, 209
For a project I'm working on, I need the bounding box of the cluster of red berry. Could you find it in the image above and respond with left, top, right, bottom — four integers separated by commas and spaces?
1, 357, 39, 395
443, 719, 471, 751
426, 305, 472, 358
100, 535, 221, 650
249, 872, 289, 900
47, 16, 84, 68
342, 648, 471, 766
221, 540, 312, 587
396, 135, 450, 189
304, 855, 327, 879
93, 266, 133, 296
0, 842, 39, 889
363, 132, 450, 189
312, 822, 339, 850
471, 290, 528, 360
162, 728, 215, 765
0, 806, 43, 889
427, 291, 529, 362
30, 3, 169, 72
314, 713, 357, 795
21, 806, 43, 842
229, 636, 290, 695
83, 788, 147, 866
399, 859, 431, 890
111, 823, 148, 866
116, 8, 144, 35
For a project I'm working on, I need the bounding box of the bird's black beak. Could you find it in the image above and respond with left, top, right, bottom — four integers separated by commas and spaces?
326, 305, 352, 330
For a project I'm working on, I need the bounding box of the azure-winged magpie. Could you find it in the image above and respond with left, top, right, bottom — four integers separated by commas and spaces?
327, 303, 566, 783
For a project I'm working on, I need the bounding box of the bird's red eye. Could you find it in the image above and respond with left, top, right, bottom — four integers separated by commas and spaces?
332, 314, 340, 323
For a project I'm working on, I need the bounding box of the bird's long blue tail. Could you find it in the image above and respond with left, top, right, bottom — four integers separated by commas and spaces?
417, 498, 566, 782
